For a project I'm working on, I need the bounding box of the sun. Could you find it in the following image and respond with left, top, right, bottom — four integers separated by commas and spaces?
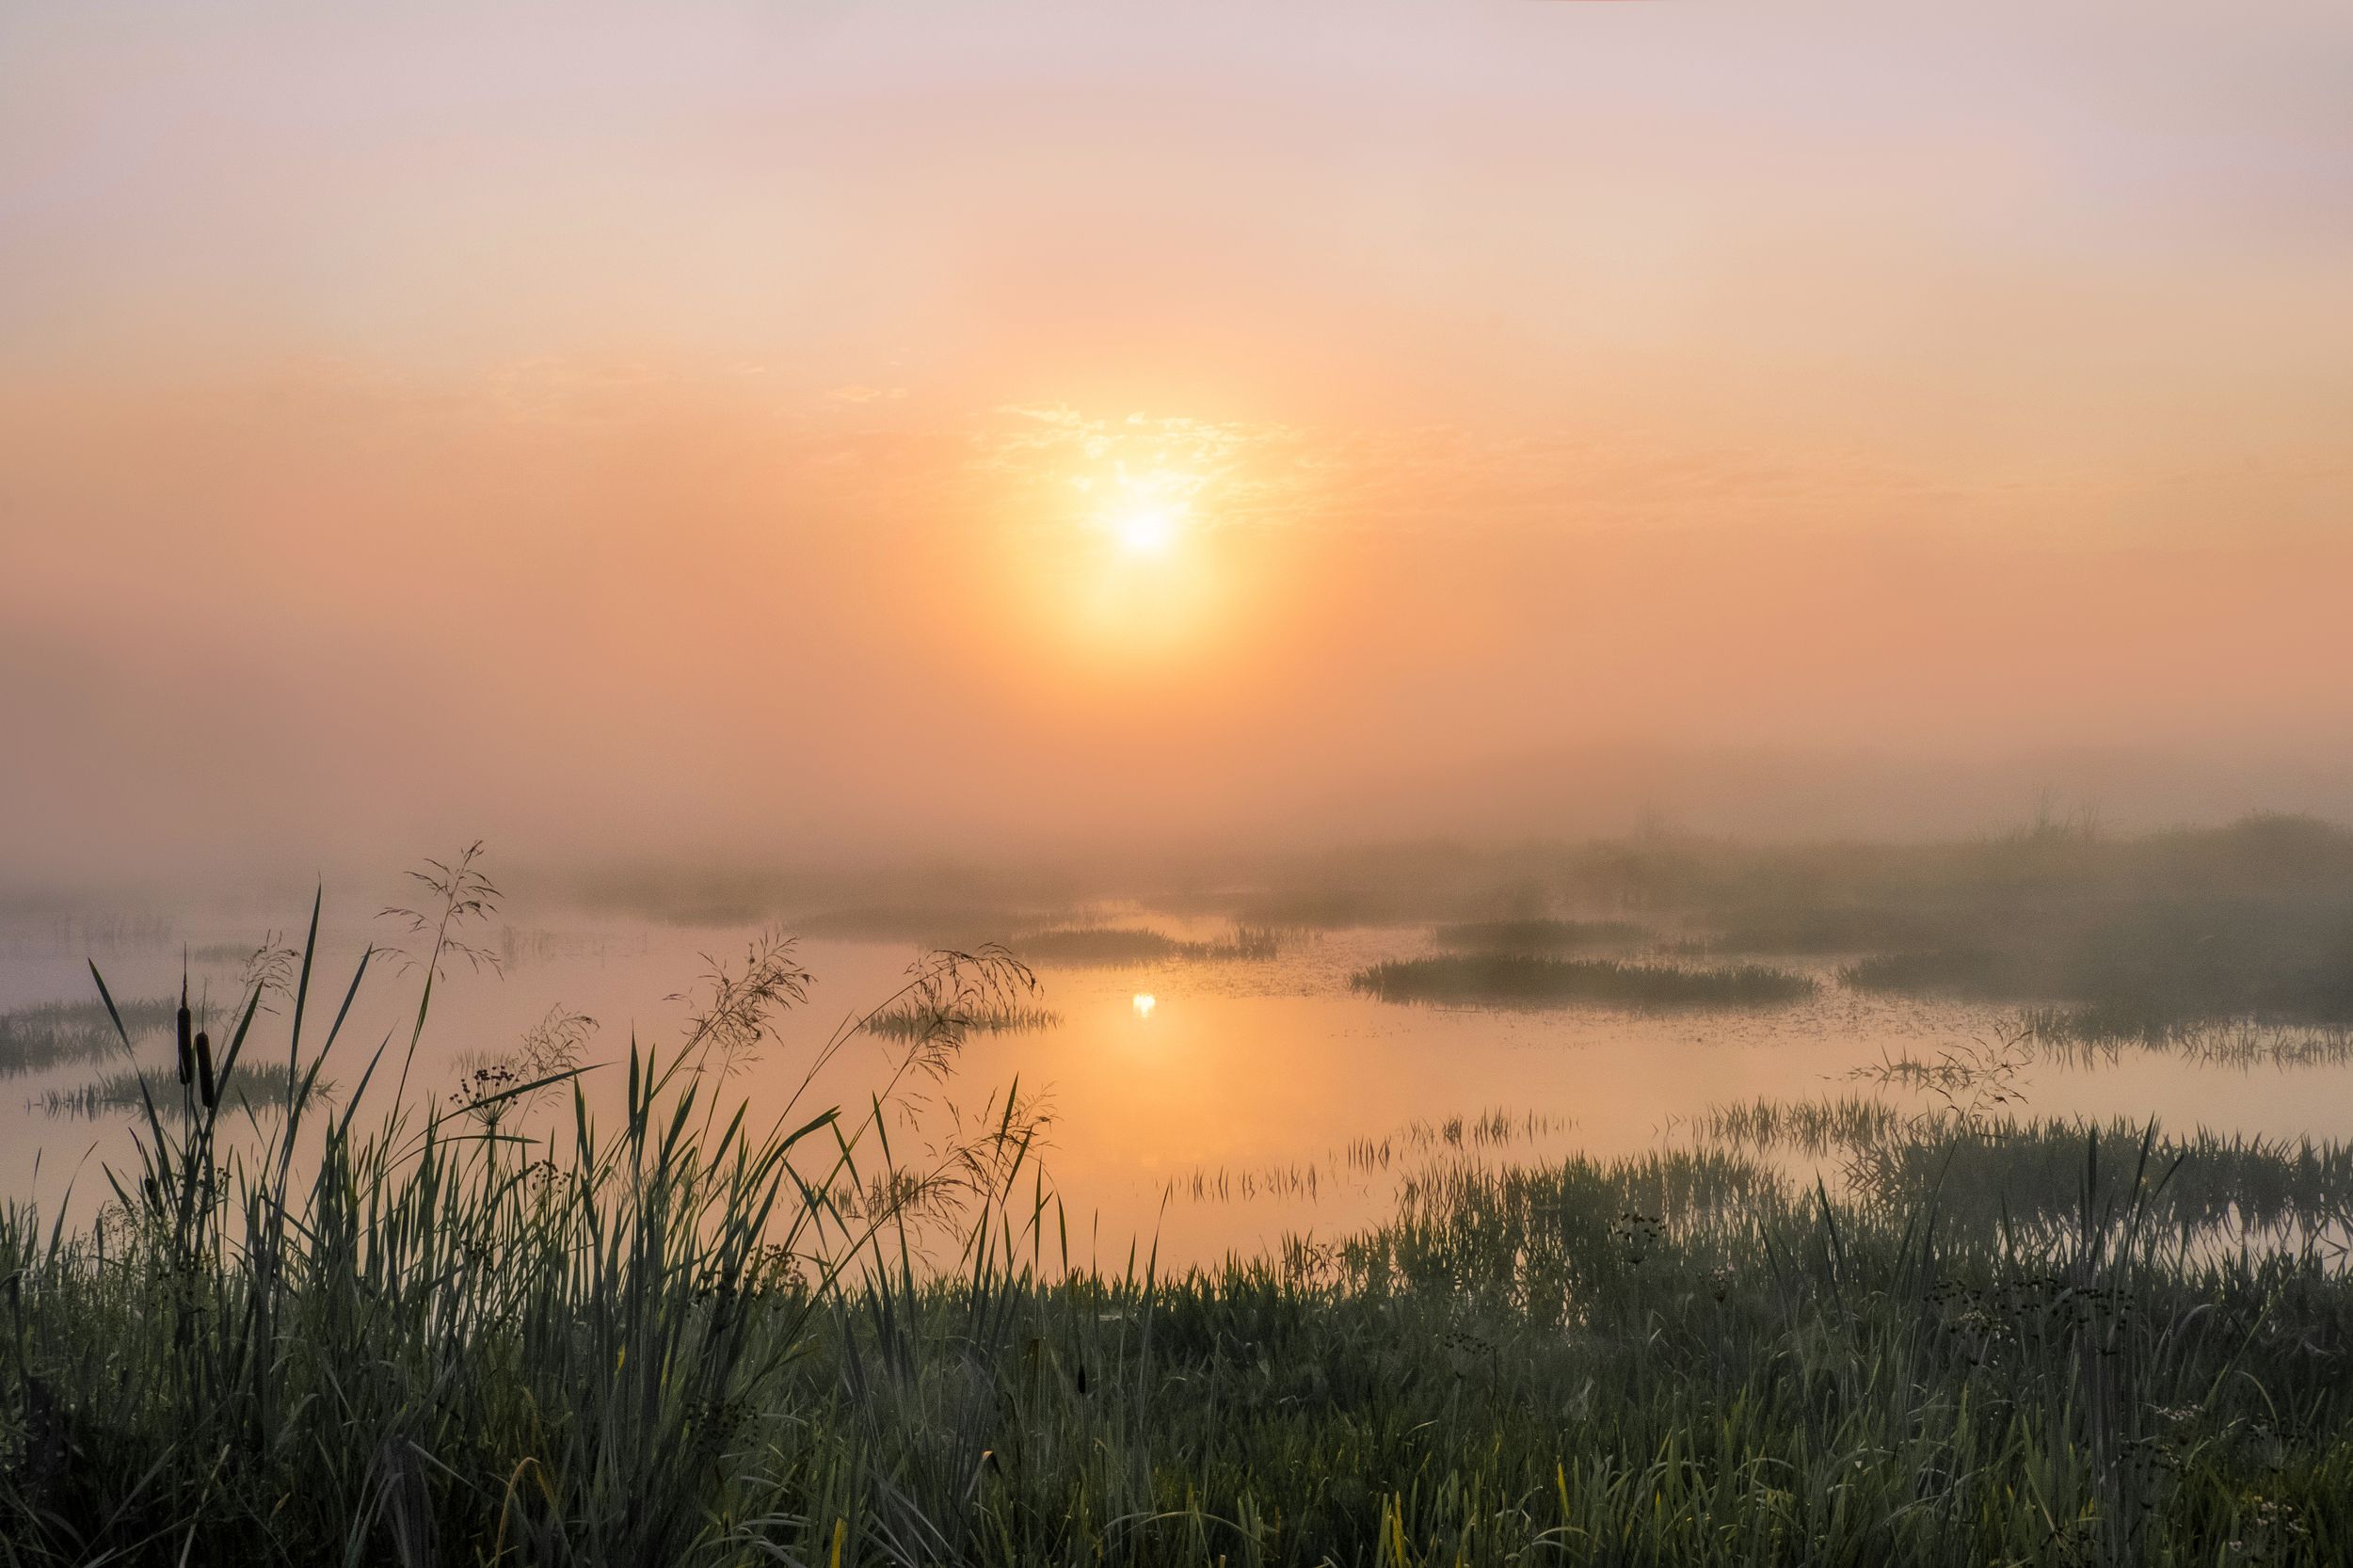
1112, 503, 1184, 558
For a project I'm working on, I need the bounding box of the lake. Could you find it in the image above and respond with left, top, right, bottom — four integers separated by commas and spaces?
8, 898, 2351, 1269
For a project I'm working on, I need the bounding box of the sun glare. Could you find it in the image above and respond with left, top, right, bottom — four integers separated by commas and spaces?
1112, 503, 1184, 558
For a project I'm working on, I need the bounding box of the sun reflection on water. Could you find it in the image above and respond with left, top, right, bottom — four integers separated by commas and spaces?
1132, 992, 1157, 1019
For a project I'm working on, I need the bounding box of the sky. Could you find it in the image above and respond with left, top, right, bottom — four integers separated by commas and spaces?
3, 1, 2350, 886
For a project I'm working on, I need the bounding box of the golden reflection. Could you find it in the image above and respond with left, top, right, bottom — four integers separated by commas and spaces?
1132, 992, 1157, 1019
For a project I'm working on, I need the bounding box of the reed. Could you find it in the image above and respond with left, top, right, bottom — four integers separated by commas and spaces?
6, 876, 2353, 1565
863, 999, 1062, 1040
1013, 923, 1287, 966
0, 995, 178, 1076
1431, 917, 1647, 953
1352, 952, 1817, 1007
30, 1061, 330, 1121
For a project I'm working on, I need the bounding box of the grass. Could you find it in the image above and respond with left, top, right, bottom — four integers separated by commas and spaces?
2026, 1012, 2353, 1069
1013, 923, 1285, 966
29, 1061, 331, 1121
1202, 811, 2353, 1034
6, 872, 2353, 1564
0, 996, 178, 1076
864, 999, 1062, 1040
501, 810, 2353, 1041
1352, 953, 1817, 1007
1702, 1091, 2353, 1241
1430, 917, 1647, 953
1713, 814, 2353, 1032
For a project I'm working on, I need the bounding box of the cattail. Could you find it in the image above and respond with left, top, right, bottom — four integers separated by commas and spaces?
176, 979, 193, 1086
196, 1030, 216, 1110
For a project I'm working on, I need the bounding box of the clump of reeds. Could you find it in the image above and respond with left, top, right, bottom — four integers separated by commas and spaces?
1, 854, 1061, 1566
31, 1060, 328, 1120
11, 847, 2353, 1567
1013, 925, 1184, 963
865, 999, 1061, 1040
1694, 1092, 1914, 1155
0, 995, 177, 1076
1431, 917, 1647, 953
1012, 923, 1287, 966
1351, 953, 1816, 1007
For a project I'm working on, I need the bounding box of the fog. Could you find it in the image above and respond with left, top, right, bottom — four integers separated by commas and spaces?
5, 0, 2350, 894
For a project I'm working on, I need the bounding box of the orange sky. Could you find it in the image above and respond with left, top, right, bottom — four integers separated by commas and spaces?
3, 2, 2350, 881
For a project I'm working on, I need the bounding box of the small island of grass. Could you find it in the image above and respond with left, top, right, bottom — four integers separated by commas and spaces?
1431, 917, 1647, 953
1352, 953, 1816, 1008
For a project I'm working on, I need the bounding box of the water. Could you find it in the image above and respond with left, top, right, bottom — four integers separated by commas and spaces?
8, 899, 2353, 1269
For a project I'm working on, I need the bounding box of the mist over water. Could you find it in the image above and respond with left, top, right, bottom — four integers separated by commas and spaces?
10, 816, 2353, 1269
9, 6, 2353, 1557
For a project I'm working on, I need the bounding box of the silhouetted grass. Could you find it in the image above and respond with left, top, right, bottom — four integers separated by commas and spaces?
2025, 1010, 2353, 1068
0, 996, 177, 1076
30, 1061, 330, 1120
1352, 953, 1816, 1007
1837, 947, 2013, 995
1707, 1091, 2353, 1240
864, 999, 1062, 1040
10, 869, 2353, 1565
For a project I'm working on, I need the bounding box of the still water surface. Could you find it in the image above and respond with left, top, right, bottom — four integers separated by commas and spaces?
7, 902, 2351, 1268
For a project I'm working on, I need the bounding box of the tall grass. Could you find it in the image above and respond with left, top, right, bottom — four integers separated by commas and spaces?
7, 875, 2353, 1563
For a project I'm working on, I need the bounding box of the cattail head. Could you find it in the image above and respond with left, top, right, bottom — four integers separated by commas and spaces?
196, 1031, 216, 1110
176, 978, 194, 1087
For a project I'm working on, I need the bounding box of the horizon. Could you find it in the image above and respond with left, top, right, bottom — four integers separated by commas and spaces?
6, 1, 2351, 879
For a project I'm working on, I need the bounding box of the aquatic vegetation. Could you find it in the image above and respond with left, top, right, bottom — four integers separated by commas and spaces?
2028, 1011, 2353, 1069
1430, 917, 1646, 953
1352, 952, 1816, 1007
32, 1061, 331, 1121
0, 995, 176, 1076
864, 999, 1062, 1040
1014, 923, 1284, 966
8, 864, 2353, 1564
1693, 1091, 1917, 1155
1169, 1110, 1572, 1204
1014, 925, 1183, 962
1211, 812, 2353, 1035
